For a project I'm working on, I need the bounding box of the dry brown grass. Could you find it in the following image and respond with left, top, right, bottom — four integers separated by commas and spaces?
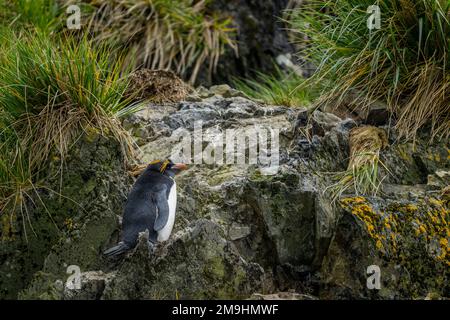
78, 0, 237, 84
326, 126, 389, 200
394, 64, 450, 142
128, 163, 148, 177
125, 69, 190, 104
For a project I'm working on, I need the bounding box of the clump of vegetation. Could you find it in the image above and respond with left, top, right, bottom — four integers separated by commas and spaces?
2, 0, 237, 84
0, 31, 135, 233
72, 0, 237, 84
125, 69, 190, 104
288, 0, 450, 141
327, 126, 389, 200
0, 31, 134, 161
0, 0, 62, 32
233, 66, 316, 107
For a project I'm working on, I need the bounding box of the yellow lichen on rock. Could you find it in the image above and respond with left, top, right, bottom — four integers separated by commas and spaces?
340, 196, 450, 266
340, 196, 386, 253
64, 218, 74, 232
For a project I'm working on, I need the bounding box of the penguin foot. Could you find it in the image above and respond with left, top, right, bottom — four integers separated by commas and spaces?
148, 241, 156, 256
103, 241, 130, 257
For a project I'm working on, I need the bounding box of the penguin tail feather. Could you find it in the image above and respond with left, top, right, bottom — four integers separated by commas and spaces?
103, 242, 130, 257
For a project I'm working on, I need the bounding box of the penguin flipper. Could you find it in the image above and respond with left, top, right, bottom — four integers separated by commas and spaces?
103, 242, 130, 257
153, 186, 170, 231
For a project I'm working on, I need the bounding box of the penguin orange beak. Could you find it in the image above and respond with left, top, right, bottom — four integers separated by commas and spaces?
172, 163, 188, 171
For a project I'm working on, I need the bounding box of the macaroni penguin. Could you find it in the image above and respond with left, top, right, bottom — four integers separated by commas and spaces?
104, 159, 187, 257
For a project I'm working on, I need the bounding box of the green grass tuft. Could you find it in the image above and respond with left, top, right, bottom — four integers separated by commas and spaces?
325, 126, 390, 201
233, 67, 317, 107
70, 0, 237, 84
287, 0, 450, 141
0, 0, 62, 32
0, 30, 136, 229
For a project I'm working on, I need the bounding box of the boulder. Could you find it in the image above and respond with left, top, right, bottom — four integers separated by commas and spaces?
7, 91, 448, 300
14, 132, 131, 299
321, 195, 449, 299
102, 220, 272, 299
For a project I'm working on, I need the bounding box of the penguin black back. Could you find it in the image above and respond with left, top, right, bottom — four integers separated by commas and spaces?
103, 159, 187, 258
122, 166, 173, 245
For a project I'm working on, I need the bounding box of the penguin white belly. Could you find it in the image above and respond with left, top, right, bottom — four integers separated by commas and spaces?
157, 181, 177, 242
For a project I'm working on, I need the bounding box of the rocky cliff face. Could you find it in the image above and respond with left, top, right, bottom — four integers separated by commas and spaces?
2, 86, 448, 300
0, 132, 131, 299
197, 0, 294, 85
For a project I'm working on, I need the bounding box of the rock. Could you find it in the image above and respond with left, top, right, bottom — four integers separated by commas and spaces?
197, 86, 247, 99
184, 93, 203, 102
328, 90, 389, 125
364, 102, 389, 126
64, 271, 115, 300
122, 118, 135, 131
249, 174, 316, 266
196, 86, 214, 99
8, 87, 449, 300
275, 53, 303, 76
336, 118, 358, 133
209, 84, 232, 96
427, 170, 450, 188
380, 133, 449, 185
12, 134, 131, 300
223, 88, 246, 98
102, 220, 272, 299
228, 223, 251, 240
311, 110, 342, 136
196, 0, 294, 86
321, 196, 449, 299
294, 107, 309, 129
249, 292, 318, 300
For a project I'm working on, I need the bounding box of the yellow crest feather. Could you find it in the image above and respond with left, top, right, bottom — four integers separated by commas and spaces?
160, 160, 170, 173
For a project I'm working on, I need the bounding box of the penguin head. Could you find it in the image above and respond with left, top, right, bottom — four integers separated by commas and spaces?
148, 159, 188, 177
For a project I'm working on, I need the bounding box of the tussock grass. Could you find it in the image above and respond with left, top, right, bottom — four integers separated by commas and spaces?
0, 31, 135, 164
0, 0, 61, 32
0, 124, 45, 241
288, 0, 450, 141
326, 126, 389, 200
2, 0, 237, 84
233, 67, 316, 107
0, 31, 137, 232
72, 0, 237, 84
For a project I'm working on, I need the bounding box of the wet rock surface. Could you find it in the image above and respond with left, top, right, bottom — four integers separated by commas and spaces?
4, 87, 449, 300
